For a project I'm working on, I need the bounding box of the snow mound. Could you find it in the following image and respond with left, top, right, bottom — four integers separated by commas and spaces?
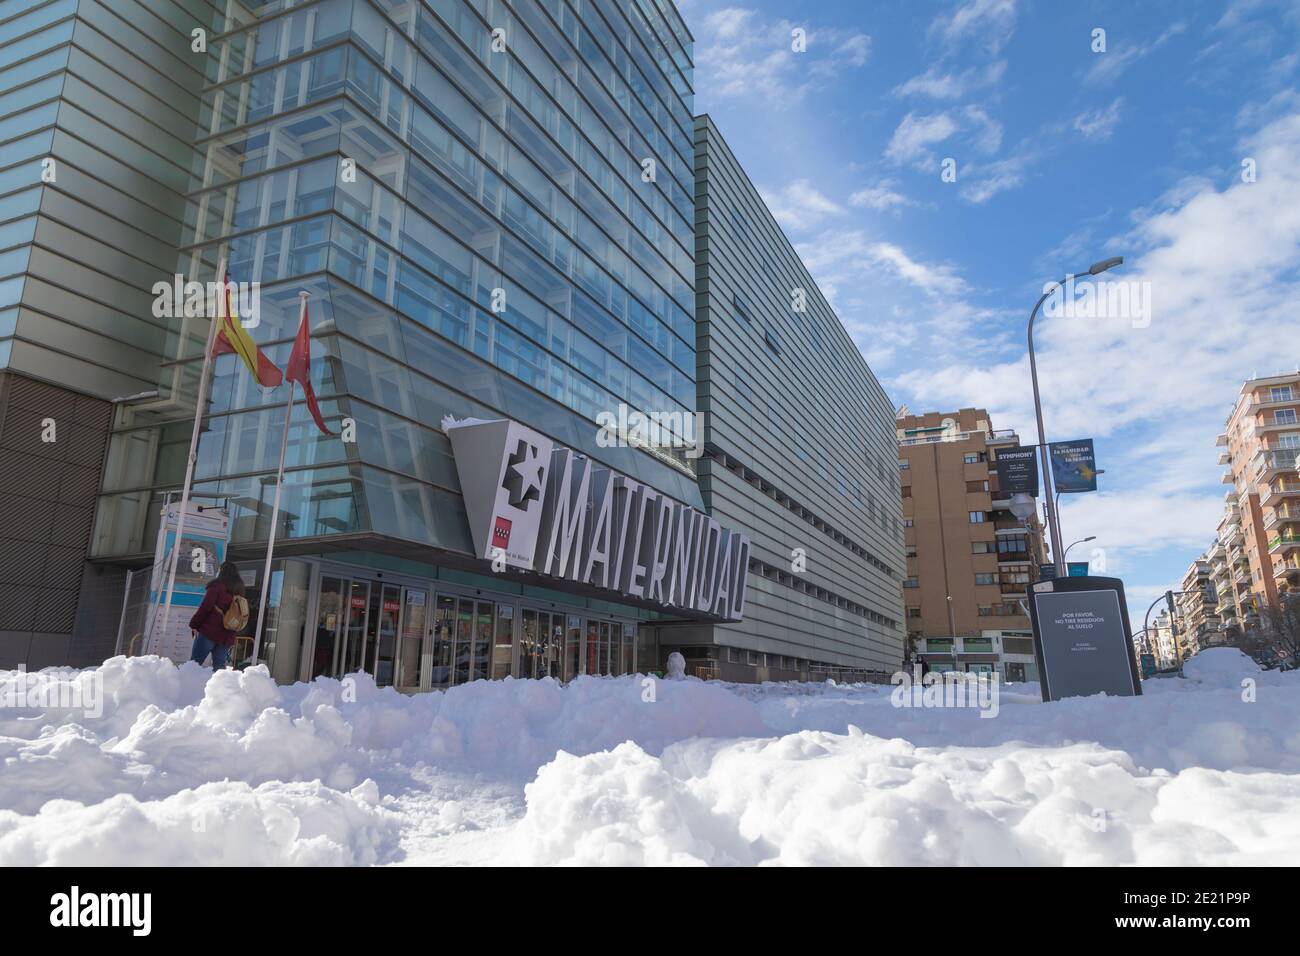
1182, 647, 1263, 687
2, 654, 1299, 866
516, 732, 1300, 866
0, 779, 399, 866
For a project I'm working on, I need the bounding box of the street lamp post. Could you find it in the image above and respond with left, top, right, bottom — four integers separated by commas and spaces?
1063, 535, 1096, 563
1028, 257, 1122, 576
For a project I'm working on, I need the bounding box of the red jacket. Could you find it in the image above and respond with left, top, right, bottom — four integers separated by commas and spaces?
189, 581, 240, 647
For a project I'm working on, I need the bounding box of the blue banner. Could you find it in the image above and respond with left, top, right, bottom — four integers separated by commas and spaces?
1050, 439, 1098, 493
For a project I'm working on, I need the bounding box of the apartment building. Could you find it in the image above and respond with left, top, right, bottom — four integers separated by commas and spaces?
1176, 557, 1219, 651
1213, 371, 1300, 626
898, 408, 1047, 682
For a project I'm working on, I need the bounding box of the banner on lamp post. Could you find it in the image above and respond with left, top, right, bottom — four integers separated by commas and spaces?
1049, 439, 1099, 493
993, 445, 1039, 496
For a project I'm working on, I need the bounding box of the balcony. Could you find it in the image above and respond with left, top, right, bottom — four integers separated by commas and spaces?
1261, 479, 1300, 507
1246, 392, 1299, 413
1217, 451, 1231, 465
1252, 449, 1300, 483
1264, 505, 1300, 531
1256, 416, 1300, 435
1268, 532, 1300, 555
1275, 558, 1300, 584
1221, 469, 1235, 484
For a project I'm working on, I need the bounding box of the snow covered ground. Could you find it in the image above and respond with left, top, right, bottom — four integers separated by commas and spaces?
1, 648, 1296, 865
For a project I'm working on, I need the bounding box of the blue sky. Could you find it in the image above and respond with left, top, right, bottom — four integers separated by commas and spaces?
677, 0, 1300, 614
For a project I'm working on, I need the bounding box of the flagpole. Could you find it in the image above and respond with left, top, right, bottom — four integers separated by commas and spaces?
155, 255, 226, 654
250, 291, 308, 666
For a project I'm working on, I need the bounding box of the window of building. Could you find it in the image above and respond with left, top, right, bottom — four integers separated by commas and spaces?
972, 541, 992, 553
998, 534, 1029, 555
967, 480, 989, 492
1000, 569, 1030, 588
903, 518, 914, 527
1271, 386, 1294, 402
733, 290, 753, 323
969, 511, 986, 523
727, 647, 741, 663
764, 327, 782, 355
978, 605, 993, 616
906, 545, 918, 557
927, 638, 953, 651
1279, 433, 1300, 449
899, 459, 910, 470
907, 607, 922, 618
964, 637, 993, 651
902, 486, 912, 498
903, 577, 919, 588
964, 452, 984, 464
975, 573, 995, 585
1276, 409, 1298, 425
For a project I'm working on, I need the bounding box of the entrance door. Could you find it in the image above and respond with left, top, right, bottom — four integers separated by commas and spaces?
340, 580, 371, 675
394, 586, 430, 693
432, 594, 495, 689
309, 576, 371, 680
369, 583, 402, 687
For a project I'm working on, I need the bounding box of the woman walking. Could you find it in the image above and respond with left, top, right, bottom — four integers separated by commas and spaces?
188, 561, 248, 671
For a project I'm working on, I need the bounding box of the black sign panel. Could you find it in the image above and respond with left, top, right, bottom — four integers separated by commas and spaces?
1027, 575, 1142, 702
993, 445, 1039, 496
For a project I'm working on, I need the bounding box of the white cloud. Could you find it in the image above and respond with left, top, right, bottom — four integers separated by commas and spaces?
963, 104, 1003, 154
758, 179, 844, 232
864, 241, 969, 296
1084, 22, 1187, 86
894, 60, 1007, 99
958, 149, 1035, 203
1073, 98, 1125, 141
694, 7, 871, 105
849, 181, 915, 211
929, 0, 1019, 52
885, 111, 959, 166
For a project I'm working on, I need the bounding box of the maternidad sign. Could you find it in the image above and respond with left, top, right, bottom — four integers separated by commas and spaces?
443, 417, 750, 622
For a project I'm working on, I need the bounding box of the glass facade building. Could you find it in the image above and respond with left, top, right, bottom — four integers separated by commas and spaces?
87, 0, 712, 684
0, 0, 210, 667
3, 0, 903, 684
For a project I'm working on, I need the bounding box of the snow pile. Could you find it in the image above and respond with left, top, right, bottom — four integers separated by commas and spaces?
1, 654, 1298, 865
1181, 646, 1264, 688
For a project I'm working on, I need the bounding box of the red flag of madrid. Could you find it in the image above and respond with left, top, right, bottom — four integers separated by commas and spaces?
285, 295, 334, 436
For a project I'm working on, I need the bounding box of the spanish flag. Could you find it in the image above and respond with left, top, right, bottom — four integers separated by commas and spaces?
212, 275, 282, 387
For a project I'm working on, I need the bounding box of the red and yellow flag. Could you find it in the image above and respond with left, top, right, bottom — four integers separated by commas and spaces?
212, 276, 282, 387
